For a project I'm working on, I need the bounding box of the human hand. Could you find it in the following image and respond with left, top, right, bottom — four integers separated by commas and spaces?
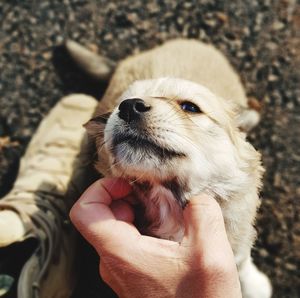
70, 178, 242, 298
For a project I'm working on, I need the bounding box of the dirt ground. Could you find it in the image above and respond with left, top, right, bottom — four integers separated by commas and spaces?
0, 1, 299, 297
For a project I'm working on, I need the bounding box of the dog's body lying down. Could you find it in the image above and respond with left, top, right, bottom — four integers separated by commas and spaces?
67, 39, 271, 297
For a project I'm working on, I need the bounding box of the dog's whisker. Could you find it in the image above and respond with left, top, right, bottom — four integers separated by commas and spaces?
130, 172, 147, 184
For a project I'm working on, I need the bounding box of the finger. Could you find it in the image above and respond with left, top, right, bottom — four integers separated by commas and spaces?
110, 199, 135, 223
182, 195, 241, 296
181, 194, 229, 249
81, 177, 132, 204
70, 178, 140, 255
70, 178, 131, 227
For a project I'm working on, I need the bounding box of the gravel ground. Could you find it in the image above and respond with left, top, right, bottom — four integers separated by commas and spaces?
0, 0, 299, 297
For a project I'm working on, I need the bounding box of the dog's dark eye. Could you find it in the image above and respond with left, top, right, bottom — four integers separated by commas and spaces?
179, 101, 201, 113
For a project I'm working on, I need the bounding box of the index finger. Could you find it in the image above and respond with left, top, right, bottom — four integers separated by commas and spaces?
69, 178, 140, 254
80, 177, 132, 205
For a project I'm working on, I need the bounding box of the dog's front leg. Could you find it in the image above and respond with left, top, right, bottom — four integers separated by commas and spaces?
239, 256, 272, 298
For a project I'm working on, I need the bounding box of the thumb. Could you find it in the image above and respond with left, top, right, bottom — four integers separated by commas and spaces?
182, 194, 229, 248
182, 195, 242, 297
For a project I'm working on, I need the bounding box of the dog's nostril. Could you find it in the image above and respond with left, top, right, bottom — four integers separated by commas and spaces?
118, 98, 151, 123
134, 99, 151, 113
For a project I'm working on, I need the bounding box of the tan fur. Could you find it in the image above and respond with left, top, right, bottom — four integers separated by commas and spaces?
83, 39, 271, 298
99, 39, 245, 109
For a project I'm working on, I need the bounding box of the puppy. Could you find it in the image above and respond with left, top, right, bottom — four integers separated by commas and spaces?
67, 39, 271, 298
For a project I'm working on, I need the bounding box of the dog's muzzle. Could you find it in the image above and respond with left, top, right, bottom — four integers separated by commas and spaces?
110, 98, 185, 161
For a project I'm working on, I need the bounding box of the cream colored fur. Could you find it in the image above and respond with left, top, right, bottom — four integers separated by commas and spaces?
81, 39, 271, 298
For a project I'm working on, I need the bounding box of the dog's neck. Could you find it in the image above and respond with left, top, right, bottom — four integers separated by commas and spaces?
133, 179, 186, 241
131, 173, 259, 260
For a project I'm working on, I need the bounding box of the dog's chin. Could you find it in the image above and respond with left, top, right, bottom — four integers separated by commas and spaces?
110, 133, 185, 180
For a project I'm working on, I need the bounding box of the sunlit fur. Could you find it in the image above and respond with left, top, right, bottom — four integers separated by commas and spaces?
84, 39, 271, 298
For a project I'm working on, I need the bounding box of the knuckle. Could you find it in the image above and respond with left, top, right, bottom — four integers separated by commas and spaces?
202, 257, 237, 279
69, 204, 80, 224
191, 250, 236, 278
99, 262, 111, 284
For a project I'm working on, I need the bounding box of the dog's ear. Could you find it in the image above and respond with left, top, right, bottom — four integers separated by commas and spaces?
236, 97, 262, 132
83, 112, 111, 136
236, 108, 260, 132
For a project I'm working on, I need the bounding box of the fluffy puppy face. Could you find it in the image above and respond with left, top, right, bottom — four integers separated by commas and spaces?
86, 77, 262, 240
102, 78, 257, 197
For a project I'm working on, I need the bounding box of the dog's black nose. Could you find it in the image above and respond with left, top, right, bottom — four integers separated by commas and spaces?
118, 98, 151, 123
